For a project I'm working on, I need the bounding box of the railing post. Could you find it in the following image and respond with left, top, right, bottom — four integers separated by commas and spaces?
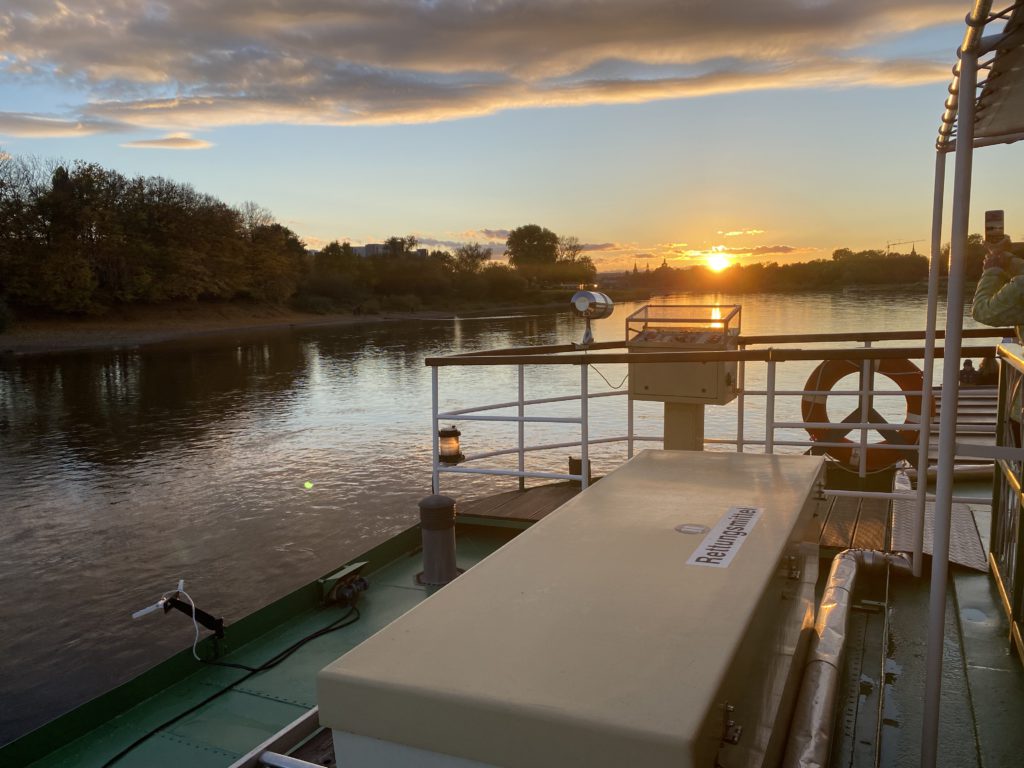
431, 365, 440, 494
765, 360, 776, 454
736, 356, 746, 453
581, 363, 590, 489
627, 390, 635, 459
859, 350, 873, 478
916, 150, 946, 578
518, 365, 526, 491
922, 45, 978, 768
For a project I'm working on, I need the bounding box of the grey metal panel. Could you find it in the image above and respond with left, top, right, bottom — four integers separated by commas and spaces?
975, 9, 1024, 142
890, 497, 988, 572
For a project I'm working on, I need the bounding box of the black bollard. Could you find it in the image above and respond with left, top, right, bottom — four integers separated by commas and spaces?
416, 494, 462, 586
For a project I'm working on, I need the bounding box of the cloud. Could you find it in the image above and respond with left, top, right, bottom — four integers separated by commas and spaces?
687, 244, 802, 257
479, 229, 510, 240
121, 132, 212, 150
582, 242, 620, 251
718, 228, 765, 237
750, 244, 796, 256
0, 1, 964, 133
416, 236, 467, 250
0, 111, 122, 138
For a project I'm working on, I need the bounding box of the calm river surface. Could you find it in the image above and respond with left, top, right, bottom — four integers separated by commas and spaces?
0, 290, 988, 743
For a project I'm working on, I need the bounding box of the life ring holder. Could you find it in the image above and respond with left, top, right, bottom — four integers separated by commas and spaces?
801, 358, 929, 471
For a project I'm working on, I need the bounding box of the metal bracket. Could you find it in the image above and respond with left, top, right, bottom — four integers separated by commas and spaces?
723, 702, 743, 745
785, 554, 803, 581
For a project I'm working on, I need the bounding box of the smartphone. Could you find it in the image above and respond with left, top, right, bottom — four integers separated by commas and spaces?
986, 209, 1005, 243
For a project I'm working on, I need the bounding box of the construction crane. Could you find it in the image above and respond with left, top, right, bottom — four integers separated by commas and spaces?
884, 239, 923, 255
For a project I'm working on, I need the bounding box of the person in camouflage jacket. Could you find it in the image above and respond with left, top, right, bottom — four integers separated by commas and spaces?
972, 235, 1022, 445
972, 235, 1024, 332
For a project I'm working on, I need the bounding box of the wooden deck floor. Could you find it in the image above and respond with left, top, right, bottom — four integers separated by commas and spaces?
458, 482, 582, 522
460, 479, 889, 551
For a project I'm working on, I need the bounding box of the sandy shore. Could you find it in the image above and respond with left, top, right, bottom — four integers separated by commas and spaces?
0, 303, 465, 356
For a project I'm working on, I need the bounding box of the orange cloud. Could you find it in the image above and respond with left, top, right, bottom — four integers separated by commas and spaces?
121, 133, 213, 150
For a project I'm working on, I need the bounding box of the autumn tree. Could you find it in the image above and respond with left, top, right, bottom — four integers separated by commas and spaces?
557, 235, 584, 262
454, 242, 491, 274
506, 225, 558, 268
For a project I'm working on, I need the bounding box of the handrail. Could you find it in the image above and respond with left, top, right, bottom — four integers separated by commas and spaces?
436, 327, 1012, 361
426, 344, 998, 367
740, 327, 1012, 345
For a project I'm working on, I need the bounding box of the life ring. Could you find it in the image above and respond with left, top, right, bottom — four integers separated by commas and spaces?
801, 358, 929, 471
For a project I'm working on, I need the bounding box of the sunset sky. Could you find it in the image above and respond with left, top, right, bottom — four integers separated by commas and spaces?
1, 1, 1019, 271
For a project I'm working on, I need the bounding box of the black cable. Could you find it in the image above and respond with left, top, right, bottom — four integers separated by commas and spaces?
100, 604, 360, 768
588, 363, 628, 390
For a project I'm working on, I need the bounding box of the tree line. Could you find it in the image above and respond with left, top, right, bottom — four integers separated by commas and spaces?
299, 224, 596, 315
0, 154, 597, 326
617, 240, 996, 294
0, 156, 306, 316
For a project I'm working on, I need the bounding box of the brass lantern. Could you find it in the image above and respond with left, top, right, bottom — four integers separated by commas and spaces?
438, 426, 464, 464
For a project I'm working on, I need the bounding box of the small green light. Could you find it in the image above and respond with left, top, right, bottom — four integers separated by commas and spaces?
304, 481, 314, 490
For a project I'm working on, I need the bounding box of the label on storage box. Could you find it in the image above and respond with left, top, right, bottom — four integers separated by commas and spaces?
685, 506, 762, 568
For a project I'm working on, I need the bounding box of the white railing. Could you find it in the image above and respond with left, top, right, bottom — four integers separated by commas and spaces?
427, 329, 1009, 571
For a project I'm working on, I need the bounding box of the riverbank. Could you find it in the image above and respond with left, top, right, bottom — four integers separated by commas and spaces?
0, 302, 553, 356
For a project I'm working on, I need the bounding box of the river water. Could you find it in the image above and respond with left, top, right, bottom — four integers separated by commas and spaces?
0, 289, 988, 743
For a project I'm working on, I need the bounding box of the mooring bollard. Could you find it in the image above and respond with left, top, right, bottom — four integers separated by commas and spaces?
417, 494, 462, 586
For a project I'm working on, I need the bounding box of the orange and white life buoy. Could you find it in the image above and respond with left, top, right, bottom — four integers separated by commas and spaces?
801, 358, 929, 471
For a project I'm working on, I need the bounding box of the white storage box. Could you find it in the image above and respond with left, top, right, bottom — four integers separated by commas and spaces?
318, 451, 824, 768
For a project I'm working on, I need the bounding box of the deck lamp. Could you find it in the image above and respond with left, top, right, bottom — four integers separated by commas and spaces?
438, 425, 464, 464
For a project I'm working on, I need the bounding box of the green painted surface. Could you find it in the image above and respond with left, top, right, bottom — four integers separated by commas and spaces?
952, 506, 1024, 768
6, 523, 518, 768
880, 571, 981, 767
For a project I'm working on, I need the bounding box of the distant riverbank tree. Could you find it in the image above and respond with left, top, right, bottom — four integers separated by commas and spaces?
0, 152, 543, 320
0, 154, 307, 314
504, 224, 596, 286
616, 247, 942, 294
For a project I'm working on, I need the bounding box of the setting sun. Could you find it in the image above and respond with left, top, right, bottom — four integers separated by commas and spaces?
707, 253, 732, 272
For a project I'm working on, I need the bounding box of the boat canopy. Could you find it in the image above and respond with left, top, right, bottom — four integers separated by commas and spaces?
938, 2, 1024, 151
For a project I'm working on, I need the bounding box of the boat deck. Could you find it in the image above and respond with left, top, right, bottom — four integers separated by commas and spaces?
6, 476, 1021, 768
10, 525, 520, 768
458, 481, 581, 522
836, 504, 1024, 767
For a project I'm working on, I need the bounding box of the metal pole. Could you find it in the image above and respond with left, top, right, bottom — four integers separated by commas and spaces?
858, 343, 873, 478
737, 356, 746, 452
765, 361, 776, 454
581, 364, 590, 489
431, 365, 440, 494
922, 48, 978, 768
627, 391, 634, 459
518, 365, 526, 491
916, 151, 947, 578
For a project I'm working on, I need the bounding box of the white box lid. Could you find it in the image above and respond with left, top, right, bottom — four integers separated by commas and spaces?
318, 451, 823, 767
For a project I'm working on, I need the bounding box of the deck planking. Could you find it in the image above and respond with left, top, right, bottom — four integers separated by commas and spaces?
819, 495, 890, 552
458, 482, 581, 522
